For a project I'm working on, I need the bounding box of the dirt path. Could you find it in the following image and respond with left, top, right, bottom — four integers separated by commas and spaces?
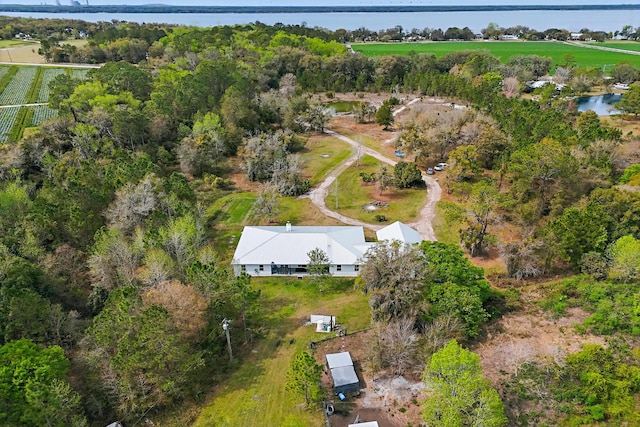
304, 98, 441, 241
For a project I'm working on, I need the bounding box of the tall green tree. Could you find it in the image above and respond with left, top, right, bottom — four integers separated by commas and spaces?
422, 340, 507, 427
508, 137, 577, 216
83, 287, 204, 421
393, 161, 423, 188
607, 235, 640, 283
307, 247, 331, 290
0, 339, 87, 427
375, 101, 394, 130
616, 83, 640, 117
286, 350, 323, 407
547, 204, 608, 267
459, 180, 501, 257
359, 240, 426, 323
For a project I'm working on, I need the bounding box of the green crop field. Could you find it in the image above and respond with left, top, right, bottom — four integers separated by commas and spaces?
588, 41, 640, 53
352, 41, 640, 69
0, 65, 91, 142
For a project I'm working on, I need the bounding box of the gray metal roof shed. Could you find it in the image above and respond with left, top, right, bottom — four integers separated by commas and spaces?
326, 351, 360, 393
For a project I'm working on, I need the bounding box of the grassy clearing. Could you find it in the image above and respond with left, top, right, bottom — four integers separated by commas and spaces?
330, 155, 426, 224
206, 192, 256, 259
352, 41, 640, 69
300, 135, 352, 185
207, 192, 256, 226
0, 40, 35, 48
326, 123, 386, 152
278, 197, 345, 227
194, 276, 370, 427
432, 201, 462, 245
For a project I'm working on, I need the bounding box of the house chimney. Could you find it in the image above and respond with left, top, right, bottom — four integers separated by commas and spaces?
286, 221, 292, 232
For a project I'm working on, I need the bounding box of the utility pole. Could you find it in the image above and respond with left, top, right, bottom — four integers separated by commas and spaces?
222, 318, 233, 362
334, 178, 338, 210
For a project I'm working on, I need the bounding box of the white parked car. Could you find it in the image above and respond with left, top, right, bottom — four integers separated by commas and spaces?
434, 162, 448, 171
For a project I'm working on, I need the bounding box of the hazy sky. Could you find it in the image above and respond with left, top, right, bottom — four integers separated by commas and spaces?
7, 0, 640, 5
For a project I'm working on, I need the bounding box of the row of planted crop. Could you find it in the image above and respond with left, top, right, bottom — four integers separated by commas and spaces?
0, 107, 20, 143
0, 67, 37, 105
37, 68, 65, 103
0, 66, 92, 143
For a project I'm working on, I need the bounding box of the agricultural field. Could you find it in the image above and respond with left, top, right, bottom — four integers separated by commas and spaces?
0, 65, 92, 142
31, 105, 58, 126
37, 68, 65, 102
352, 41, 640, 70
588, 41, 640, 52
72, 68, 89, 79
0, 107, 20, 143
0, 66, 36, 105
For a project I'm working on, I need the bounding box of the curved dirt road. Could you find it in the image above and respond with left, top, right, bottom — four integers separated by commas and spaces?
305, 110, 441, 241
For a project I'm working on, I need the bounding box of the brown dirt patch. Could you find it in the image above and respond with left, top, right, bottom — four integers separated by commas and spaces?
0, 44, 44, 63
472, 307, 606, 386
314, 330, 424, 427
616, 137, 640, 167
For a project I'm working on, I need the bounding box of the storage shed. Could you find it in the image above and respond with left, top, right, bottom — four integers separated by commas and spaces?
326, 351, 360, 394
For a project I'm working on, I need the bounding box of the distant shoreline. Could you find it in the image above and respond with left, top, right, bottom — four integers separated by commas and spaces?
1, 4, 640, 14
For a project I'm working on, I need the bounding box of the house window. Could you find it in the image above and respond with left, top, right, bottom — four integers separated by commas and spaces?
354, 264, 360, 272
336, 265, 342, 271
259, 265, 264, 271
241, 265, 246, 272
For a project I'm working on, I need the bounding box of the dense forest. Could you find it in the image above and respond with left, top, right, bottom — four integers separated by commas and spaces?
1, 17, 640, 426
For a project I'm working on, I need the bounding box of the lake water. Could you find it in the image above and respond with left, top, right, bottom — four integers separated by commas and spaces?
576, 94, 622, 115
2, 9, 639, 33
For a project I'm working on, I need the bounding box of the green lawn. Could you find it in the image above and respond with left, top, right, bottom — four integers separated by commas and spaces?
352, 41, 640, 69
194, 276, 370, 427
206, 192, 256, 259
432, 200, 463, 245
330, 155, 426, 224
300, 135, 352, 185
207, 192, 256, 225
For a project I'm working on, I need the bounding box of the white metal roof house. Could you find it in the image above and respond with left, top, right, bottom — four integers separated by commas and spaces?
231, 221, 421, 277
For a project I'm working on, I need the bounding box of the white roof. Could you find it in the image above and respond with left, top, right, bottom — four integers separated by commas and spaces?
326, 351, 353, 369
348, 423, 379, 427
376, 221, 421, 244
232, 225, 373, 265
311, 314, 334, 324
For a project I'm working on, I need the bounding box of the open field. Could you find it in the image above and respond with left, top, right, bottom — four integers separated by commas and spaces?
193, 276, 370, 427
588, 41, 640, 52
0, 43, 43, 63
352, 41, 640, 69
0, 40, 37, 48
329, 155, 426, 224
300, 135, 353, 185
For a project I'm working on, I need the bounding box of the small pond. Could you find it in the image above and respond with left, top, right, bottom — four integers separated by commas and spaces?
326, 100, 360, 113
576, 94, 622, 116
